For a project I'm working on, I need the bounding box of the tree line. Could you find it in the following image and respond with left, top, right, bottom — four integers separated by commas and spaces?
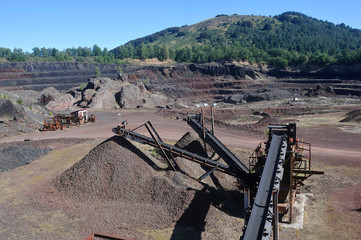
2, 43, 361, 67
0, 45, 124, 64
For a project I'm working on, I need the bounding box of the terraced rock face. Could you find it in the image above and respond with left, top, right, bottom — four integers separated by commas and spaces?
1, 61, 361, 103
0, 62, 120, 90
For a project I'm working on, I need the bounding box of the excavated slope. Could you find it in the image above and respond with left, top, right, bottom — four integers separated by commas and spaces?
2, 61, 360, 103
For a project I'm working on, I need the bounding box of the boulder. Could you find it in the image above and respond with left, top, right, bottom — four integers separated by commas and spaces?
46, 94, 76, 112
39, 87, 60, 105
117, 84, 144, 108
77, 77, 125, 109
82, 89, 97, 103
85, 77, 121, 91
117, 73, 128, 81
224, 94, 244, 104
0, 99, 25, 122
89, 88, 119, 109
67, 89, 82, 102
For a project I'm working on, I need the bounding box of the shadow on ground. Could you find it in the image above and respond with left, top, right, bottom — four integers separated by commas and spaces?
170, 183, 244, 240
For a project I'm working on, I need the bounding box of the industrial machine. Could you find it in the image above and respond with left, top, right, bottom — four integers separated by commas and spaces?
112, 108, 323, 240
42, 117, 61, 131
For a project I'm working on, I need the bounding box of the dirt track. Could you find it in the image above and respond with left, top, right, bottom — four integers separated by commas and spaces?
1, 109, 360, 165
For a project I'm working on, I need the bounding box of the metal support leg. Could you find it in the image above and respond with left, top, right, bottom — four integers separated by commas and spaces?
201, 108, 207, 155
211, 106, 215, 136
289, 155, 294, 223
273, 191, 279, 240
145, 124, 176, 171
198, 167, 218, 181
147, 121, 179, 169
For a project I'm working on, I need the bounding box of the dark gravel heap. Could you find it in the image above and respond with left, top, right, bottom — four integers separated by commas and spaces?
340, 109, 361, 122
55, 136, 196, 224
175, 132, 208, 158
252, 114, 282, 128
0, 145, 50, 172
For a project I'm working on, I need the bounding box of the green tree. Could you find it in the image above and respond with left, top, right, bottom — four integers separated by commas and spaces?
92, 44, 102, 56
0, 48, 12, 58
32, 47, 41, 57
103, 47, 108, 56
158, 45, 169, 61
136, 44, 150, 60
263, 23, 273, 31
241, 21, 253, 28
41, 47, 48, 57
51, 48, 59, 57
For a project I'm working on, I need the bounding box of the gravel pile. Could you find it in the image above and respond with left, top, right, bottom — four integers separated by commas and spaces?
340, 109, 361, 122
175, 132, 208, 158
52, 135, 243, 238
0, 145, 50, 172
55, 136, 197, 224
252, 114, 282, 128
174, 132, 238, 190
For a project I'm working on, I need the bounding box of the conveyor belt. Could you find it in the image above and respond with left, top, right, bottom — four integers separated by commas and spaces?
243, 132, 287, 240
113, 128, 241, 177
115, 121, 292, 240
187, 116, 250, 178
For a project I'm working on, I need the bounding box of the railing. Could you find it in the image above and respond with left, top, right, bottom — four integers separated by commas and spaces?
249, 142, 264, 172
293, 141, 311, 179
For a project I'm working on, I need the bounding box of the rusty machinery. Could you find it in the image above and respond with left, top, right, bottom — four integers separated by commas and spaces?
42, 117, 61, 131
42, 109, 96, 131
112, 108, 323, 240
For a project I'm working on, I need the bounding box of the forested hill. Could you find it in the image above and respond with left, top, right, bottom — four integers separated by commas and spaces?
1, 12, 361, 67
112, 12, 361, 66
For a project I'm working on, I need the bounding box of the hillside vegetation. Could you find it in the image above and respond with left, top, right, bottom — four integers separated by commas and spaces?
113, 12, 361, 66
1, 12, 361, 67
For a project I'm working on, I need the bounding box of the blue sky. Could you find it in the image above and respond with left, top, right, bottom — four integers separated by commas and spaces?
1, 0, 360, 52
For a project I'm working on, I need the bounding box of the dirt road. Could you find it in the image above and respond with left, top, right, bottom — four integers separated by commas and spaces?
0, 110, 262, 148
1, 109, 359, 166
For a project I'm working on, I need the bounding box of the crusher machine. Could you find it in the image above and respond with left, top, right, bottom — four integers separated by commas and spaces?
112, 107, 323, 240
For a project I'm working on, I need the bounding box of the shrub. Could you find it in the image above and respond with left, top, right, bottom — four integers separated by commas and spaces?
79, 83, 86, 90
94, 66, 101, 77
16, 97, 23, 105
